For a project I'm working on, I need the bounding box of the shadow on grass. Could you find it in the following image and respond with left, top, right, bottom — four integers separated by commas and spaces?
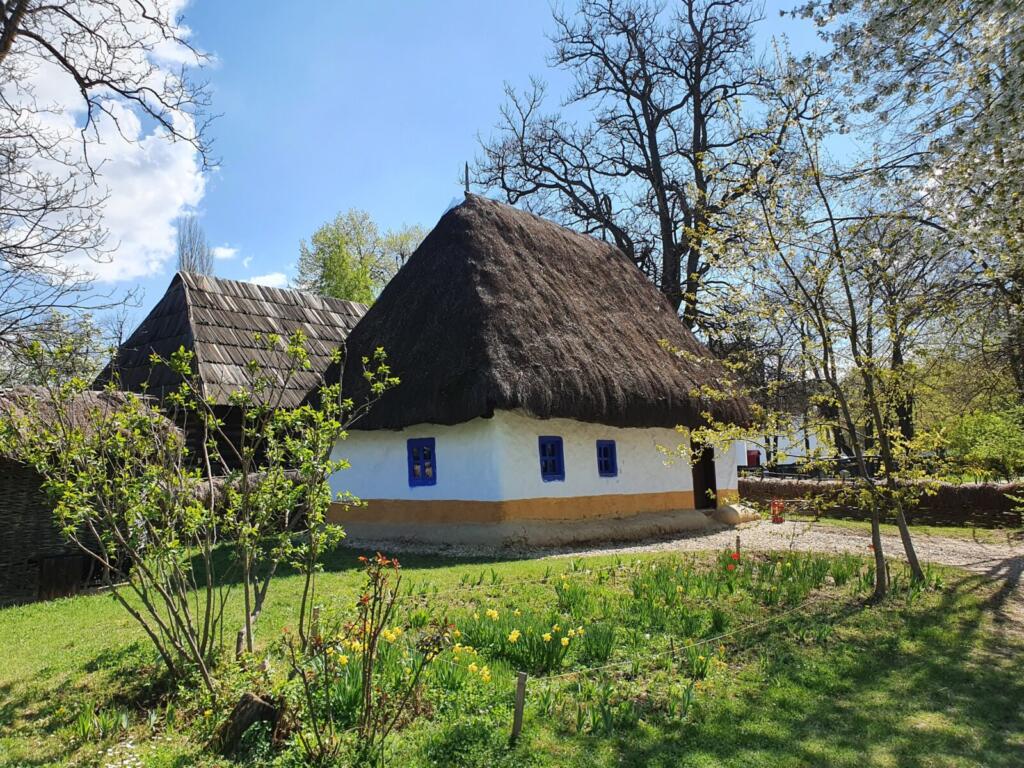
591, 578, 1024, 768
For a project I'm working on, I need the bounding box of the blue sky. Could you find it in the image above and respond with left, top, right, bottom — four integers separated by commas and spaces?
115, 0, 820, 328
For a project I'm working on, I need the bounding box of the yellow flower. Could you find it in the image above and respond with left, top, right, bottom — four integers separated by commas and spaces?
339, 654, 349, 666
508, 629, 521, 643
513, 608, 521, 616
326, 646, 336, 656
486, 608, 499, 621
203, 709, 213, 718
576, 626, 585, 636
453, 629, 462, 638
543, 633, 552, 643
560, 636, 570, 647
567, 628, 575, 638
676, 585, 684, 593
480, 666, 491, 682
552, 624, 560, 632
468, 662, 478, 674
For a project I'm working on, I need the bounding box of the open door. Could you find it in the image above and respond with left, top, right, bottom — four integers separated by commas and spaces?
691, 444, 718, 510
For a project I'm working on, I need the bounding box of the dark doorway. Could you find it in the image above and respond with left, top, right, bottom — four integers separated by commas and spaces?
691, 445, 718, 510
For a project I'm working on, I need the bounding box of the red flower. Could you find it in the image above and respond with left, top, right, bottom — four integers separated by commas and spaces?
726, 563, 736, 572
730, 552, 740, 561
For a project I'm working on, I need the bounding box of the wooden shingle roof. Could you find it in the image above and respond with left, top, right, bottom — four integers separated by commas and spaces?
96, 272, 367, 407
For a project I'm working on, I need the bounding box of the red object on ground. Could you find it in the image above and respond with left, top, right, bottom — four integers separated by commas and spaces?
770, 499, 785, 524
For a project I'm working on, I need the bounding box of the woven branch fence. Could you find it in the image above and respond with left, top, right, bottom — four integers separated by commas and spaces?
740, 477, 1023, 528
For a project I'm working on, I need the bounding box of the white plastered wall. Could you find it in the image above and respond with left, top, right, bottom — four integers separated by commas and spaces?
331, 409, 740, 503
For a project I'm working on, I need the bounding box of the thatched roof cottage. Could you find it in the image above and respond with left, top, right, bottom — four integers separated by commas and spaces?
329, 195, 751, 546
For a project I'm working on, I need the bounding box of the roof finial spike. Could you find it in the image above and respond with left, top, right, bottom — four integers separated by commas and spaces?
464, 161, 470, 197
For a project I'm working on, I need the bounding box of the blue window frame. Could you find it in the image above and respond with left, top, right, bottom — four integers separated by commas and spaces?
538, 436, 565, 481
596, 440, 618, 477
407, 437, 437, 486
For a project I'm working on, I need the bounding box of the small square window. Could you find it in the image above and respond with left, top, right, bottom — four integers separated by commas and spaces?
538, 436, 564, 481
407, 437, 436, 487
597, 440, 617, 477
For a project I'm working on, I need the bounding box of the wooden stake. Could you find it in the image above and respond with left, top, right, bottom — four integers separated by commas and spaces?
510, 671, 528, 744
735, 534, 741, 557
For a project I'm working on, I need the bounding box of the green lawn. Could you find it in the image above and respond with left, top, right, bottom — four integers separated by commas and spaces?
784, 513, 1023, 545
1, 548, 1021, 767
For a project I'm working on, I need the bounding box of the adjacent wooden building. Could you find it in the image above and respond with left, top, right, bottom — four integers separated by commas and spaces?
95, 272, 367, 464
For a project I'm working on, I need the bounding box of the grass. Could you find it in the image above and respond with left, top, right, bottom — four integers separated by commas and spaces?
784, 512, 1023, 545
1, 547, 1022, 767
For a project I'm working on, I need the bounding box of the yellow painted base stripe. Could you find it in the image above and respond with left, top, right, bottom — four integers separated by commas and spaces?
327, 490, 742, 525
716, 489, 740, 507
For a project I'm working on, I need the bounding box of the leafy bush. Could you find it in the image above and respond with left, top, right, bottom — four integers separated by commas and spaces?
948, 408, 1024, 480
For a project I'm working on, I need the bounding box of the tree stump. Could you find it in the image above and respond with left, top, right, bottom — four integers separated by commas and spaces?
211, 692, 279, 755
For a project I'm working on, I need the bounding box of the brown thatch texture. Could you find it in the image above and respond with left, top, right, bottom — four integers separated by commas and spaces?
340, 194, 751, 430
0, 386, 152, 440
95, 272, 367, 407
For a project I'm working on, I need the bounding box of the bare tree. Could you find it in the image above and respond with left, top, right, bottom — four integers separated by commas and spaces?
476, 0, 807, 329
0, 1, 212, 348
176, 215, 213, 275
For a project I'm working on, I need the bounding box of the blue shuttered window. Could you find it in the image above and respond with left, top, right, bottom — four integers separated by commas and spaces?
407, 437, 437, 486
596, 440, 617, 477
538, 436, 565, 481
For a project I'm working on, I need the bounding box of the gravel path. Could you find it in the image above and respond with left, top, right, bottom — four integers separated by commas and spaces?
559, 519, 1024, 630
561, 519, 1020, 576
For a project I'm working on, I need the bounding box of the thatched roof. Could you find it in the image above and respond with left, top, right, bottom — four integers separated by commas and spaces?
96, 272, 367, 407
0, 386, 179, 454
339, 194, 751, 430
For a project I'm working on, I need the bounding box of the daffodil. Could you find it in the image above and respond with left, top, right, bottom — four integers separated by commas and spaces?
560, 636, 570, 647
453, 629, 462, 638
468, 662, 478, 674
508, 629, 521, 643
339, 654, 349, 666
543, 632, 552, 643
486, 608, 499, 621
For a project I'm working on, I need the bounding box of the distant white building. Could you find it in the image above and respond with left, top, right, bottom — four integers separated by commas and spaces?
743, 422, 825, 467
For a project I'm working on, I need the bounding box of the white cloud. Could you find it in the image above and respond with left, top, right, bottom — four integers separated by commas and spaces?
211, 245, 238, 260
242, 255, 253, 268
16, 3, 207, 284
248, 272, 288, 289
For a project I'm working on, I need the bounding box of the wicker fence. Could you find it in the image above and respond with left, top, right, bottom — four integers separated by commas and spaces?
0, 458, 95, 607
739, 476, 1023, 528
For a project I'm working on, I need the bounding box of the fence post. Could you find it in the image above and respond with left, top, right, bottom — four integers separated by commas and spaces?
510, 671, 528, 744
